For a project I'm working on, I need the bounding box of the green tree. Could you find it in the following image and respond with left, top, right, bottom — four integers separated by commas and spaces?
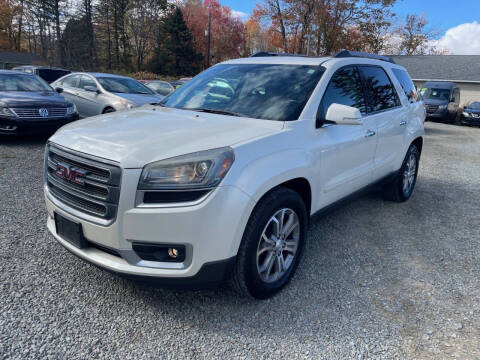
150, 6, 202, 76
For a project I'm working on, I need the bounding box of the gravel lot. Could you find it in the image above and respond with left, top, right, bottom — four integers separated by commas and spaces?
1, 122, 479, 359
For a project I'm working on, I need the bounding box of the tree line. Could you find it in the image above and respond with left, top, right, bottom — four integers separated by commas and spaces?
0, 0, 444, 77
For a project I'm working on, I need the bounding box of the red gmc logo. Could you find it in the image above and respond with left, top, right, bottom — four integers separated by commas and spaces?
55, 163, 86, 185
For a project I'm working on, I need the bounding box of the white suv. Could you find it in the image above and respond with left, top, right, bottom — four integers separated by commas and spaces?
44, 51, 425, 299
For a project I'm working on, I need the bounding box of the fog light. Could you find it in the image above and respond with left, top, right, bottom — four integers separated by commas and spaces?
168, 247, 179, 258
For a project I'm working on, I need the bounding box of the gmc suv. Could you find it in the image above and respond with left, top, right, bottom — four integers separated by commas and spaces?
44, 51, 425, 299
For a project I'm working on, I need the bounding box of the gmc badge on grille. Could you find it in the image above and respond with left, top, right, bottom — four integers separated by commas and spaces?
55, 162, 87, 185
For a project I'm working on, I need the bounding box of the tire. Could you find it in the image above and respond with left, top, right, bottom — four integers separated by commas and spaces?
231, 187, 307, 299
103, 107, 115, 114
383, 144, 420, 202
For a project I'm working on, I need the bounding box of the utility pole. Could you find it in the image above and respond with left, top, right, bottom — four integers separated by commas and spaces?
206, 11, 211, 68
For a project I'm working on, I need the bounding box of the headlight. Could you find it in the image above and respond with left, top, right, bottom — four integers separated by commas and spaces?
138, 147, 234, 190
462, 111, 469, 117
0, 107, 17, 118
120, 99, 135, 109
66, 104, 77, 115
438, 104, 447, 110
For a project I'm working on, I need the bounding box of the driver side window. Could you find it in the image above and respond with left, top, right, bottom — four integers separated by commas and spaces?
317, 66, 366, 127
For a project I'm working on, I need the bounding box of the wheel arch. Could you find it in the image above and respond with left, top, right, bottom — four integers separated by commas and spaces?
102, 106, 115, 113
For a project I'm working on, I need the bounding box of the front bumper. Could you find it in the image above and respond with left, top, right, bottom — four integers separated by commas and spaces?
0, 114, 79, 135
45, 176, 255, 286
460, 115, 480, 126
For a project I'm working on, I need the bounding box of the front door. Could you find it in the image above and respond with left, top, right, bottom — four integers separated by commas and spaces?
314, 65, 377, 208
75, 75, 102, 118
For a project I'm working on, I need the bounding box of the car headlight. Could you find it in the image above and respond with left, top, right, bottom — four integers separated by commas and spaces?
438, 104, 447, 110
138, 147, 234, 190
0, 107, 17, 118
462, 111, 469, 117
120, 99, 135, 109
66, 104, 77, 115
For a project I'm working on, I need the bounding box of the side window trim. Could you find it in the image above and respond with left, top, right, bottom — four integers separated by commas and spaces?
358, 65, 402, 115
315, 64, 367, 128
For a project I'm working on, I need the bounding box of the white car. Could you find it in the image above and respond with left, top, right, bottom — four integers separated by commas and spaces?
44, 51, 425, 299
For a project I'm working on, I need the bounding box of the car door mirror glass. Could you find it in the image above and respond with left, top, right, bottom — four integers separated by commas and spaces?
325, 103, 363, 125
55, 87, 63, 93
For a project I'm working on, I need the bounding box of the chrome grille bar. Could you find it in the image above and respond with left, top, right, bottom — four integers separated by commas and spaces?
12, 107, 68, 118
45, 144, 122, 221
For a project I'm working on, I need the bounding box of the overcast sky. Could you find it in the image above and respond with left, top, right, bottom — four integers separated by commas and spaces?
223, 0, 480, 55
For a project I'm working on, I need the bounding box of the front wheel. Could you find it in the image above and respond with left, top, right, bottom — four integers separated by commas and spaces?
231, 187, 307, 299
383, 144, 420, 202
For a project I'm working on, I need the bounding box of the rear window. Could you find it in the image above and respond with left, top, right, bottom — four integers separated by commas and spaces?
37, 69, 71, 83
392, 68, 418, 103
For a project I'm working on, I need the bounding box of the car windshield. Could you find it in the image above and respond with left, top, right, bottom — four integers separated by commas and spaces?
97, 77, 154, 94
420, 88, 451, 101
0, 74, 53, 92
161, 64, 325, 121
468, 102, 480, 110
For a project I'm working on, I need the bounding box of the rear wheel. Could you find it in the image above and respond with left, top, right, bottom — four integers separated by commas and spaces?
383, 144, 420, 202
231, 187, 307, 299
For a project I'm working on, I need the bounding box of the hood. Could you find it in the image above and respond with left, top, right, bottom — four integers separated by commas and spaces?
464, 107, 480, 114
49, 106, 284, 168
0, 91, 70, 107
113, 93, 163, 106
423, 98, 448, 106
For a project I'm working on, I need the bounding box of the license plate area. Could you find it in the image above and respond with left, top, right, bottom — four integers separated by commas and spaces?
54, 212, 87, 248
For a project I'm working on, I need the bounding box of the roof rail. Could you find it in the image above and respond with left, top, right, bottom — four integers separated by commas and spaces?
250, 51, 307, 58
333, 50, 396, 64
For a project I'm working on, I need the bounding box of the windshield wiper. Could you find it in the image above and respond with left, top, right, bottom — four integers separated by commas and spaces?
184, 107, 249, 118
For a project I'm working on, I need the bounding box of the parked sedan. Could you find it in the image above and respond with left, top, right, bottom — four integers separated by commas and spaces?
51, 73, 163, 118
0, 70, 78, 136
461, 101, 480, 126
142, 80, 175, 96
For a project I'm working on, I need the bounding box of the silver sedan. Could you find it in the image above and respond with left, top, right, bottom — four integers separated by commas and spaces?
51, 72, 163, 118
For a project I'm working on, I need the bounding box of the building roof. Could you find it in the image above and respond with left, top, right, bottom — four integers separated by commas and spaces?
0, 51, 43, 65
391, 55, 480, 83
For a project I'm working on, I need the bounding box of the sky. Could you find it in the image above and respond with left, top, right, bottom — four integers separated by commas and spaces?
221, 0, 480, 54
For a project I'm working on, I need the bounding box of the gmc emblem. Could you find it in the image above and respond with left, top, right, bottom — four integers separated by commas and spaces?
55, 162, 86, 185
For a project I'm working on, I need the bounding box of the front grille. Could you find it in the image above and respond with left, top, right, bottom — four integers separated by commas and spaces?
46, 144, 122, 221
425, 104, 439, 113
12, 107, 67, 119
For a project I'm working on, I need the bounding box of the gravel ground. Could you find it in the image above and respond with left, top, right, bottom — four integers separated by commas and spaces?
1, 121, 480, 359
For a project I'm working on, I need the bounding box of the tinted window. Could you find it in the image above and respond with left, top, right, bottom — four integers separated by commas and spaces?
359, 66, 400, 112
37, 69, 70, 83
97, 77, 154, 94
318, 66, 366, 123
79, 75, 97, 90
161, 64, 325, 121
0, 74, 52, 92
62, 75, 80, 88
392, 68, 418, 102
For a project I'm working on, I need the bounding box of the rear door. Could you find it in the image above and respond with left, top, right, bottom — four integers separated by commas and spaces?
75, 75, 102, 117
315, 65, 377, 207
58, 75, 81, 107
358, 65, 405, 181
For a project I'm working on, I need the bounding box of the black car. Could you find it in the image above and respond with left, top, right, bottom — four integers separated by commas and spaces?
420, 81, 460, 123
0, 70, 79, 136
461, 101, 480, 126
11, 65, 71, 84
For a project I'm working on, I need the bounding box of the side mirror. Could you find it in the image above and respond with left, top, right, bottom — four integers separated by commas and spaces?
325, 103, 363, 125
55, 87, 63, 93
84, 85, 99, 93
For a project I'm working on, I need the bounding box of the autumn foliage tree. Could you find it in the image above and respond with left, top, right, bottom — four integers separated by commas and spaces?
181, 0, 245, 65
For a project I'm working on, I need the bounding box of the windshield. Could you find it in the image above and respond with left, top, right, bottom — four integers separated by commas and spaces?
420, 87, 451, 101
97, 77, 155, 94
161, 64, 325, 121
468, 102, 480, 110
0, 74, 53, 92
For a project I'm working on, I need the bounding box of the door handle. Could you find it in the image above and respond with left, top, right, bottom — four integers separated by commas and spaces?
400, 120, 407, 126
365, 129, 376, 137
